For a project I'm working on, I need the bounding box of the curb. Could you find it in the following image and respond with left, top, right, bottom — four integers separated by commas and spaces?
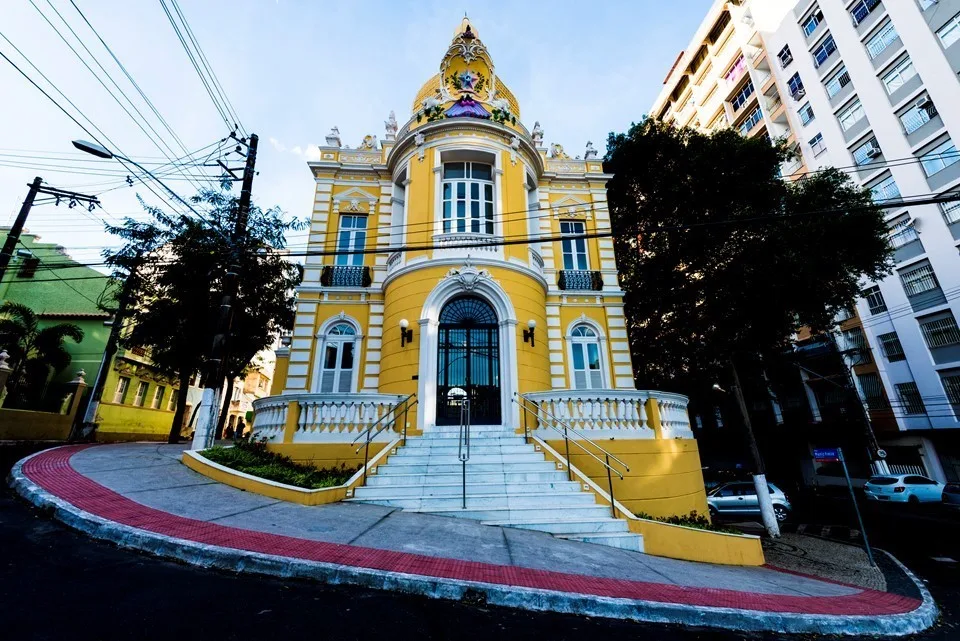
7, 448, 939, 637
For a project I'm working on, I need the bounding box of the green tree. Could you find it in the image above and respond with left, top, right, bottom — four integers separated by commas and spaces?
0, 301, 84, 405
104, 188, 303, 443
604, 119, 892, 389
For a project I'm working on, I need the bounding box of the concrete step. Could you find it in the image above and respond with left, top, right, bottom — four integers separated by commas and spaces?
557, 532, 644, 552
353, 480, 583, 499
375, 461, 559, 475
386, 453, 546, 465
392, 444, 534, 457
424, 425, 511, 435
481, 517, 630, 535
349, 493, 599, 512
365, 470, 570, 486
405, 435, 527, 447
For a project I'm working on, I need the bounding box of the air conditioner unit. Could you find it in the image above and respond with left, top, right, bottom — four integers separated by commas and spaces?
915, 96, 932, 110
792, 88, 807, 100
867, 147, 882, 158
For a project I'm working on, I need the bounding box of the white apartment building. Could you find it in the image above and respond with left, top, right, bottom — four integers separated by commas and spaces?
651, 0, 960, 483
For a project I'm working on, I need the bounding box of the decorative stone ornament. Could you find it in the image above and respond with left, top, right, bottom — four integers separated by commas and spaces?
414, 131, 426, 161
509, 135, 520, 165
359, 135, 378, 150
584, 141, 598, 159
531, 121, 544, 146
444, 260, 492, 291
325, 127, 342, 147
550, 143, 569, 159
384, 111, 398, 141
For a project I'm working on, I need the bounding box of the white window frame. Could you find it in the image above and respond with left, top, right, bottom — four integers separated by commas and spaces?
440, 161, 495, 235
812, 35, 837, 68
809, 132, 827, 156
565, 321, 610, 391
863, 285, 887, 314
888, 217, 919, 248
942, 200, 960, 225
335, 214, 367, 266
871, 175, 900, 201
799, 102, 815, 126
311, 317, 363, 394
937, 11, 960, 48
559, 220, 589, 271
802, 10, 823, 37
151, 385, 165, 409
824, 65, 851, 97
882, 57, 916, 94
837, 99, 865, 131
920, 139, 960, 177
133, 381, 149, 407
853, 137, 881, 166
866, 22, 899, 59
113, 376, 130, 404
168, 388, 179, 411
900, 101, 937, 135
900, 262, 939, 296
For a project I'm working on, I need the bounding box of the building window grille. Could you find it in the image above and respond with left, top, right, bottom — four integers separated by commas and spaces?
871, 175, 900, 202
777, 45, 793, 67
853, 137, 881, 166
937, 11, 960, 48
825, 66, 851, 97
942, 374, 960, 406
920, 315, 960, 348
900, 100, 938, 135
799, 102, 815, 126
866, 22, 898, 59
888, 217, 919, 248
442, 162, 494, 235
837, 99, 865, 131
900, 263, 939, 296
812, 35, 837, 67
335, 214, 367, 266
851, 0, 881, 26
863, 285, 887, 313
730, 80, 755, 111
738, 107, 763, 135
802, 9, 824, 37
920, 140, 960, 177
942, 200, 960, 225
878, 332, 906, 361
857, 373, 889, 410
895, 382, 926, 415
882, 57, 916, 94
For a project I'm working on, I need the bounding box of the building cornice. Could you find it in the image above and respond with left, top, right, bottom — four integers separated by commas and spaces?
382, 255, 548, 293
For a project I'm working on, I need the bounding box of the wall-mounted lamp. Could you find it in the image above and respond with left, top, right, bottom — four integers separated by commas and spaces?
523, 319, 536, 347
400, 319, 414, 347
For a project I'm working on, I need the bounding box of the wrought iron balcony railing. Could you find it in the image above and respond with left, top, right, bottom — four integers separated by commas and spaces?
557, 270, 602, 291
320, 265, 371, 288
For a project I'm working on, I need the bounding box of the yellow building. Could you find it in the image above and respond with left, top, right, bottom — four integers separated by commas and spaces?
255, 20, 722, 549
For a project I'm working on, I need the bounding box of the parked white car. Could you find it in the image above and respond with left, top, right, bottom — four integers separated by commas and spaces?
864, 474, 944, 504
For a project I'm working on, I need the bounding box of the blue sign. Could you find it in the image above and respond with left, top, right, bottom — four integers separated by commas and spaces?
814, 448, 840, 462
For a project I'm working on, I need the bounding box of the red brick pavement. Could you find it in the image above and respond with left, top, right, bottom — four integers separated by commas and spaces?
20, 445, 921, 616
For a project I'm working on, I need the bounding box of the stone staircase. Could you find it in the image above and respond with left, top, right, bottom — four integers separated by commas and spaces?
347, 424, 643, 552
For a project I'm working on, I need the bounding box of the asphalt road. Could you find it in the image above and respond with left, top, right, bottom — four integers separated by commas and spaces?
2, 442, 957, 641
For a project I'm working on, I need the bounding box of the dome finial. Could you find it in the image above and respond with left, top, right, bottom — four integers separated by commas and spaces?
454, 15, 478, 40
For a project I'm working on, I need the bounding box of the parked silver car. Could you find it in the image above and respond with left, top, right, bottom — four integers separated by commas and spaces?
707, 482, 792, 522
864, 474, 944, 504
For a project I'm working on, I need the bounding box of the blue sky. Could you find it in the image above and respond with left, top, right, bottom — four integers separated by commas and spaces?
0, 0, 711, 265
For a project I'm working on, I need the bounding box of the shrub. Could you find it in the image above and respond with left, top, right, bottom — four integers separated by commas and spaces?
201, 440, 359, 489
634, 510, 742, 535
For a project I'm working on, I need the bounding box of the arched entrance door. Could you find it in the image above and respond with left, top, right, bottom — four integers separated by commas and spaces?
436, 296, 501, 425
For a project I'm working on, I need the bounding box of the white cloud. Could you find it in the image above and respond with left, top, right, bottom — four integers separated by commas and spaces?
270, 137, 320, 161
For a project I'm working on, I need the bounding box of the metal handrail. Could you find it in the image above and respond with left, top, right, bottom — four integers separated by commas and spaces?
514, 393, 628, 518
352, 393, 417, 483
458, 398, 471, 510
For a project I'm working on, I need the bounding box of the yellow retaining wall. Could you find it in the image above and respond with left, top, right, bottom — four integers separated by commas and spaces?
544, 438, 709, 518
0, 408, 73, 440
182, 439, 398, 506
625, 517, 764, 566
266, 442, 388, 471
96, 402, 176, 442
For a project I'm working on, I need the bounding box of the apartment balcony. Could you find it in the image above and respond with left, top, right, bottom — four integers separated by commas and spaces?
853, 0, 885, 36
320, 265, 371, 288
557, 270, 603, 291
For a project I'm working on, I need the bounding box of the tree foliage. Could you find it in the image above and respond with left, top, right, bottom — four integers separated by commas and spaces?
104, 187, 304, 442
603, 119, 892, 389
0, 301, 84, 404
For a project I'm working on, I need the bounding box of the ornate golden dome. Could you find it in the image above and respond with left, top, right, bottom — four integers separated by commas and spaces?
409, 19, 521, 121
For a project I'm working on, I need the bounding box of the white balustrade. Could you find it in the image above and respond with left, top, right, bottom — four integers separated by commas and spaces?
250, 397, 288, 441
252, 393, 406, 443
656, 392, 694, 438
523, 389, 692, 439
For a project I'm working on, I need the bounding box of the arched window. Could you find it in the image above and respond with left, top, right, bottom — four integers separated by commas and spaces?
318, 322, 357, 393
442, 162, 494, 234
569, 325, 604, 389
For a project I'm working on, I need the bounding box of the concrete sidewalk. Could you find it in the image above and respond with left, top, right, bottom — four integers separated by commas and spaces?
8, 443, 937, 636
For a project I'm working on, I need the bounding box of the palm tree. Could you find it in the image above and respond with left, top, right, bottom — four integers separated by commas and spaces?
0, 301, 84, 404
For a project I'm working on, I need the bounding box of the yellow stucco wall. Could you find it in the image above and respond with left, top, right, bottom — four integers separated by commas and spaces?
266, 442, 387, 471
94, 363, 181, 442
545, 438, 709, 519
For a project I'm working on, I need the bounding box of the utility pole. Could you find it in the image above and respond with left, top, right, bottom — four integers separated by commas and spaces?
1, 178, 100, 282
729, 361, 781, 538
191, 133, 258, 450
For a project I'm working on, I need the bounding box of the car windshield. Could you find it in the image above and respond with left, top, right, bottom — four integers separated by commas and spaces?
868, 477, 898, 485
